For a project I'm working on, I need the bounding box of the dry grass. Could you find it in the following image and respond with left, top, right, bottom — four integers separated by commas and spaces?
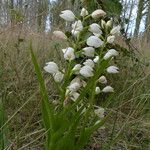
0, 28, 150, 149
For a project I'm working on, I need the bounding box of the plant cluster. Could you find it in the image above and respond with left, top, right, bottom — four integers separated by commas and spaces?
31, 7, 121, 150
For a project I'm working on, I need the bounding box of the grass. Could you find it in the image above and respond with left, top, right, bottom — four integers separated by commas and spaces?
0, 29, 150, 149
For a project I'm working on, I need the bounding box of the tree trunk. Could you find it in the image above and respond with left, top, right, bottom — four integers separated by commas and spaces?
125, 0, 134, 34
134, 0, 144, 36
144, 0, 150, 42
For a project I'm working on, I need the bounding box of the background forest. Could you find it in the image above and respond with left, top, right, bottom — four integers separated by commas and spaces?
0, 0, 150, 150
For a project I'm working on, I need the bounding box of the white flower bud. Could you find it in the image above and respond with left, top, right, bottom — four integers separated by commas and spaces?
95, 87, 101, 94
91, 9, 106, 19
83, 59, 95, 68
71, 30, 80, 36
72, 20, 83, 31
70, 77, 81, 85
60, 10, 75, 22
80, 8, 88, 17
87, 36, 103, 48
89, 23, 102, 35
94, 107, 105, 118
72, 64, 81, 74
53, 31, 67, 40
110, 26, 121, 35
93, 56, 99, 63
83, 47, 95, 57
106, 20, 112, 28
80, 65, 94, 78
107, 66, 119, 74
62, 48, 67, 53
98, 76, 107, 84
44, 62, 59, 74
107, 35, 115, 44
102, 86, 114, 93
101, 20, 106, 29
68, 82, 81, 92
64, 47, 75, 61
104, 49, 119, 60
53, 71, 64, 82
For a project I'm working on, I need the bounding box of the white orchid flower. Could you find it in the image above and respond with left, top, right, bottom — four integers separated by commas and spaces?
64, 47, 75, 61
95, 87, 101, 94
104, 49, 119, 60
82, 47, 95, 57
89, 23, 102, 35
53, 71, 64, 83
44, 62, 59, 74
72, 64, 81, 74
72, 20, 83, 31
87, 36, 103, 48
91, 9, 106, 19
60, 10, 75, 22
98, 76, 107, 84
107, 35, 115, 44
80, 8, 88, 17
102, 86, 114, 93
110, 26, 121, 35
83, 59, 95, 68
80, 65, 94, 78
107, 66, 119, 74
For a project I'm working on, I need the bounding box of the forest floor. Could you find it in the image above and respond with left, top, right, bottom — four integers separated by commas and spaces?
0, 29, 150, 150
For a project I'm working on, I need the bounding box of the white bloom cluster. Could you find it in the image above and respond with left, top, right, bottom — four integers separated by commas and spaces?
44, 8, 120, 118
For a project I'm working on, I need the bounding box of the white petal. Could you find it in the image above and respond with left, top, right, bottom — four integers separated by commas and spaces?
87, 36, 103, 48
102, 86, 114, 93
95, 87, 101, 94
106, 20, 112, 28
93, 56, 99, 63
104, 49, 119, 60
89, 23, 102, 35
91, 9, 106, 19
53, 71, 64, 82
80, 8, 88, 17
71, 30, 80, 36
72, 20, 83, 31
83, 59, 95, 68
83, 47, 95, 57
72, 64, 81, 74
44, 62, 59, 74
107, 66, 119, 74
60, 10, 75, 22
64, 47, 75, 61
80, 65, 94, 78
107, 35, 115, 44
68, 82, 81, 92
98, 76, 107, 84
110, 26, 121, 35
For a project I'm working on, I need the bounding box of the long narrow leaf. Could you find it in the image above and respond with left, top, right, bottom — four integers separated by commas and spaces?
29, 40, 53, 148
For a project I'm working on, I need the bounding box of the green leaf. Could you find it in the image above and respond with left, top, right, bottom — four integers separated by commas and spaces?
29, 40, 53, 148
